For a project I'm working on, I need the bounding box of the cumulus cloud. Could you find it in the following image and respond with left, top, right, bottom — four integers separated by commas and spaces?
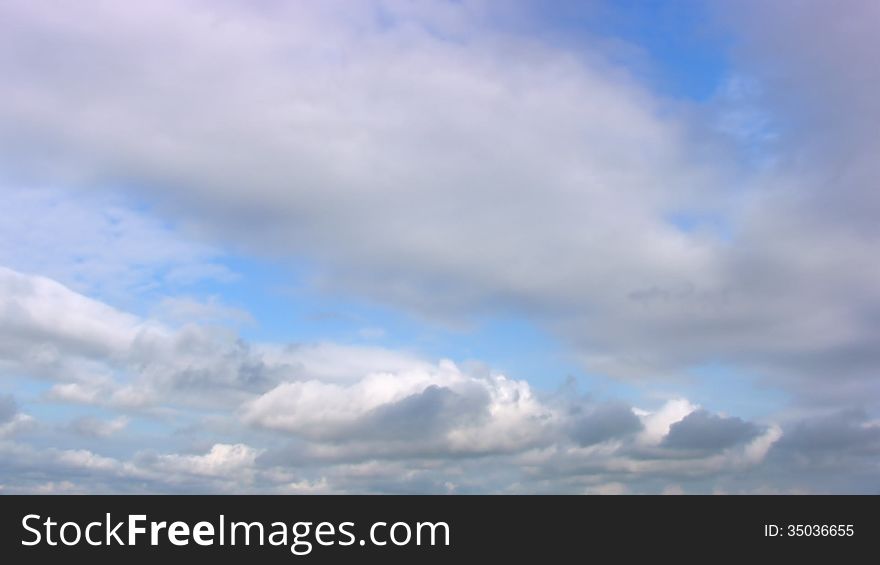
0, 440, 265, 493
0, 266, 279, 409
636, 398, 697, 446
150, 443, 263, 479
662, 410, 760, 451
774, 410, 880, 456
242, 359, 552, 455
568, 402, 643, 447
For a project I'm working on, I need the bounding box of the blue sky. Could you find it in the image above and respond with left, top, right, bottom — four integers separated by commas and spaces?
1, 0, 879, 494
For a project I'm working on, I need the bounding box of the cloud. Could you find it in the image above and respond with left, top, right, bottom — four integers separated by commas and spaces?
0, 440, 265, 493
0, 394, 16, 423
0, 0, 734, 375
704, 0, 880, 399
241, 358, 553, 455
0, 265, 145, 364
636, 398, 696, 446
2, 0, 872, 410
662, 410, 760, 451
774, 410, 880, 456
69, 416, 129, 438
0, 394, 35, 439
0, 266, 809, 492
739, 411, 880, 494
0, 266, 281, 409
568, 402, 643, 446
150, 443, 263, 479
355, 385, 486, 441
0, 2, 878, 493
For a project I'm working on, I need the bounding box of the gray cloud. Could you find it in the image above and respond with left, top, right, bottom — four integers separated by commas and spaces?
0, 394, 17, 423
0, 0, 875, 411
355, 384, 489, 442
568, 402, 643, 446
749, 410, 880, 494
69, 416, 129, 438
775, 410, 880, 456
662, 409, 760, 451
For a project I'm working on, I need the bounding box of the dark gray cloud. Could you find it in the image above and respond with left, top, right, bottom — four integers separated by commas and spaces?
775, 410, 880, 456
569, 402, 643, 446
747, 410, 880, 494
662, 410, 760, 451
355, 385, 489, 441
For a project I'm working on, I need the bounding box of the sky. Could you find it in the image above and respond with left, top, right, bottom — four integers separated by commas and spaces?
0, 0, 878, 494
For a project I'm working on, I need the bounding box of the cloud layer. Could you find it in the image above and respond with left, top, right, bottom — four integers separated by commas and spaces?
1, 266, 876, 493
0, 0, 878, 492
1, 0, 877, 400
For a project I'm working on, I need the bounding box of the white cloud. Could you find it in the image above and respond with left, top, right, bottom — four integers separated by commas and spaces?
32, 481, 80, 494
742, 425, 782, 464
243, 358, 456, 431
0, 267, 280, 408
154, 443, 263, 478
0, 265, 145, 360
636, 398, 697, 446
255, 342, 434, 385
0, 413, 36, 438
242, 357, 555, 454
588, 482, 629, 495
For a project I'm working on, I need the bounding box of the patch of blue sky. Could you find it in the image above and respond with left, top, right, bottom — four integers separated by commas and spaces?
674, 362, 789, 420
520, 0, 733, 101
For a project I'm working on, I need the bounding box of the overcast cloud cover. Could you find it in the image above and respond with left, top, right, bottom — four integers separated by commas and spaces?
0, 0, 878, 494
